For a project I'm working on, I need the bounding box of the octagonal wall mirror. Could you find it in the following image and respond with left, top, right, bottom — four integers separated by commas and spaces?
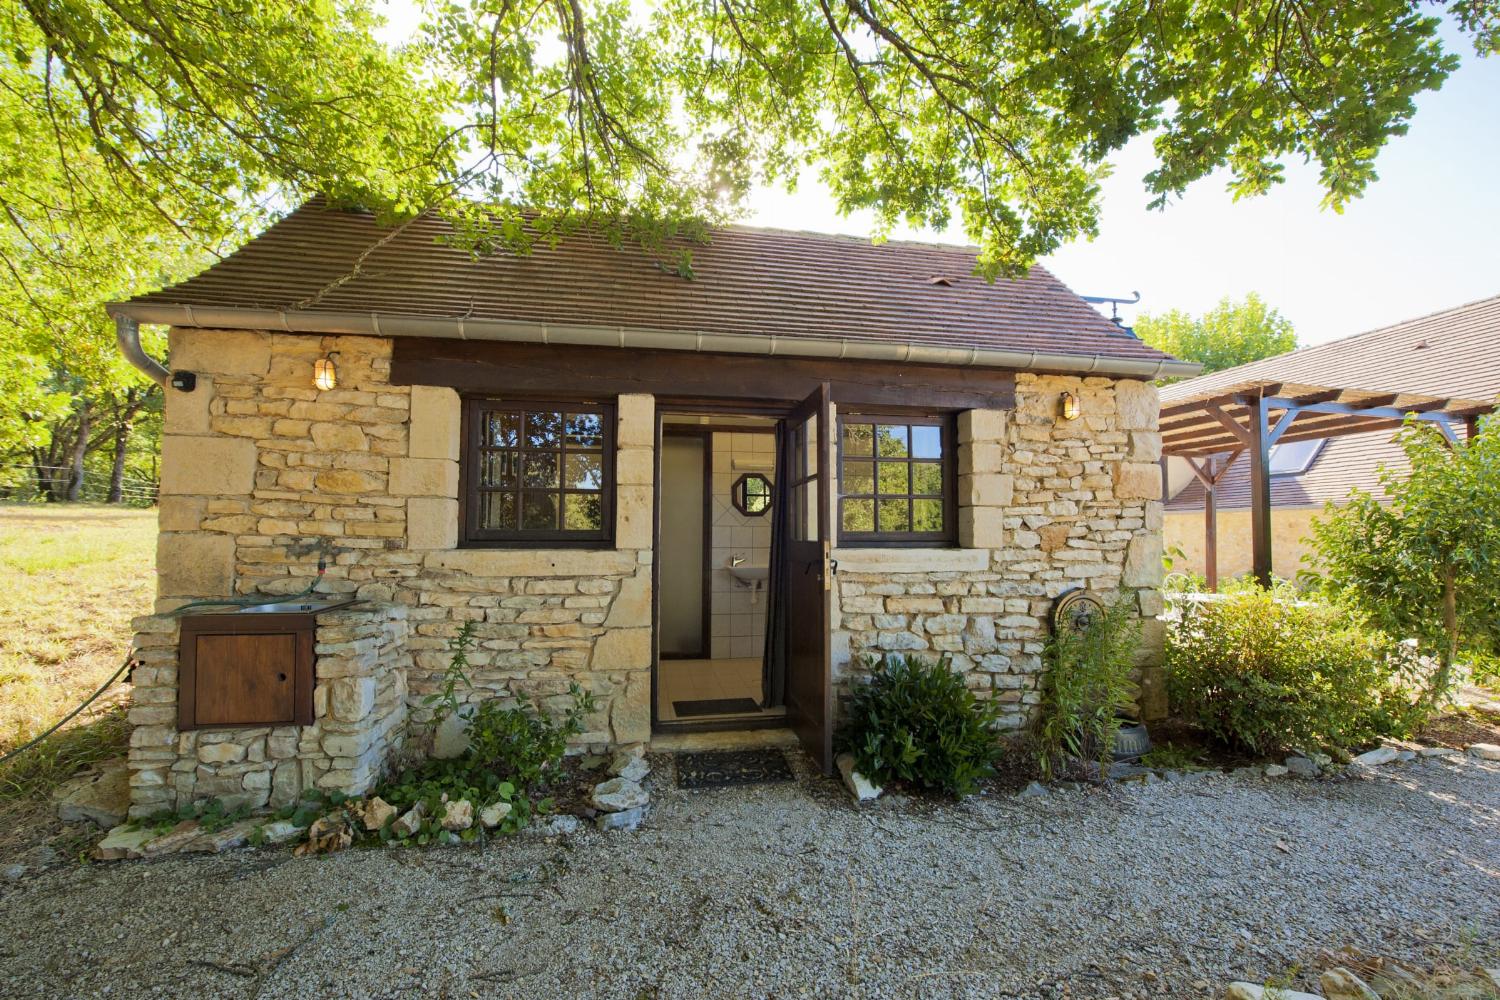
732, 472, 773, 517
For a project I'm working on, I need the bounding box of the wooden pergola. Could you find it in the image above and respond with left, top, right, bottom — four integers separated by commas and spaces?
1158, 379, 1494, 589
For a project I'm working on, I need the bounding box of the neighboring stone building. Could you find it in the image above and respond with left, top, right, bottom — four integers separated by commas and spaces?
110, 200, 1195, 815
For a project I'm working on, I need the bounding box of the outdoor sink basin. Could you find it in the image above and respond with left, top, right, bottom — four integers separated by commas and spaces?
727, 563, 769, 584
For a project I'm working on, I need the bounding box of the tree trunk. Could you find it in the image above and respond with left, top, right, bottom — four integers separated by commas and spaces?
1436, 564, 1458, 700
108, 417, 131, 504
66, 399, 90, 502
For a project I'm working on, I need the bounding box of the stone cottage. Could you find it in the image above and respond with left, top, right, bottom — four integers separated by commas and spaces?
110, 201, 1196, 816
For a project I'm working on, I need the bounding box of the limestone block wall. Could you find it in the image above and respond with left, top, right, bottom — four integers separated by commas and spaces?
832, 374, 1167, 727
126, 604, 410, 817
144, 328, 654, 760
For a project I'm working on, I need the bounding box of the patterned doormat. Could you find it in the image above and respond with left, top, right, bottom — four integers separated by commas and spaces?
676, 749, 795, 789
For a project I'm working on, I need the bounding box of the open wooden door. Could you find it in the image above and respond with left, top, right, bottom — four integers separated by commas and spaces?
782, 382, 834, 773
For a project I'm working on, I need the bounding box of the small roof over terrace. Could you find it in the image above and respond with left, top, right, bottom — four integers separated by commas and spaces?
1160, 376, 1494, 589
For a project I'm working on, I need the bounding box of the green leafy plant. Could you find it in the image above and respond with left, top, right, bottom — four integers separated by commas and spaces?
1035, 596, 1141, 780
1307, 417, 1500, 702
1139, 743, 1204, 771
836, 653, 1004, 797
422, 619, 477, 728
1166, 587, 1428, 755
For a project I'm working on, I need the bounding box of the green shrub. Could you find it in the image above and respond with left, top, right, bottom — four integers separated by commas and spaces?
837, 653, 1003, 797
1034, 595, 1141, 779
1166, 587, 1428, 754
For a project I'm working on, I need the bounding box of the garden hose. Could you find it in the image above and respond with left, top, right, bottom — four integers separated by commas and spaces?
0, 556, 329, 768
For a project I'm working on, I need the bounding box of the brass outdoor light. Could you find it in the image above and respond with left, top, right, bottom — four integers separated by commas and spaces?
1059, 391, 1080, 420
313, 356, 338, 392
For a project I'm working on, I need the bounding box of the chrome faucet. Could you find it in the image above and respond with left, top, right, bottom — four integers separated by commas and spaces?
729, 554, 746, 567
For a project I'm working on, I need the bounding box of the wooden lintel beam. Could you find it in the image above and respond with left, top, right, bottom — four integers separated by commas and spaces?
1260, 396, 1472, 426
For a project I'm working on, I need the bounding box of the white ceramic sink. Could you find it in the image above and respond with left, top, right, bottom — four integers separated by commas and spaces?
727, 563, 769, 583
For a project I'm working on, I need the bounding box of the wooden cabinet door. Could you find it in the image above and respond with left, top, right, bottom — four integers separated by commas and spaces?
191, 634, 297, 726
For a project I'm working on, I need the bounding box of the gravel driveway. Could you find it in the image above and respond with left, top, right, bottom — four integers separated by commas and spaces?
2, 753, 1496, 1000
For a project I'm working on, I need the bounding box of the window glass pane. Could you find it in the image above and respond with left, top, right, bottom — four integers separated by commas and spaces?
842, 461, 873, 495
486, 412, 519, 448
564, 453, 601, 489
1268, 439, 1325, 475
563, 493, 602, 531
481, 451, 518, 488
911, 462, 943, 495
524, 410, 561, 448
521, 491, 558, 530
877, 461, 909, 495
480, 491, 515, 530
842, 422, 873, 457
805, 415, 818, 476
565, 412, 603, 449
877, 498, 910, 532
523, 452, 558, 488
876, 425, 908, 458
911, 425, 942, 459
913, 499, 944, 532
842, 498, 874, 533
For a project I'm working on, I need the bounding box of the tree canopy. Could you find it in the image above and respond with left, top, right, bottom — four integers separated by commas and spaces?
7, 0, 1498, 277
1134, 293, 1298, 375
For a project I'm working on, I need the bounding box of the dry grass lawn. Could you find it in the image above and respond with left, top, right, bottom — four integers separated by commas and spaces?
0, 504, 154, 818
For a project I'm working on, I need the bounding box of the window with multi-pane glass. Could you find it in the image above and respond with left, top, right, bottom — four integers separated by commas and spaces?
838, 416, 954, 544
464, 400, 612, 545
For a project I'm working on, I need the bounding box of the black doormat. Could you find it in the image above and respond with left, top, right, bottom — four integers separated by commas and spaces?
676, 749, 794, 789
672, 697, 762, 718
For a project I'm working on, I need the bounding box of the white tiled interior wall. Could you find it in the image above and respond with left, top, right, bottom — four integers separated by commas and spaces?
710, 431, 775, 659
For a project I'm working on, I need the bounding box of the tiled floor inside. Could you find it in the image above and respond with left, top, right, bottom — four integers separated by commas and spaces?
656, 657, 786, 723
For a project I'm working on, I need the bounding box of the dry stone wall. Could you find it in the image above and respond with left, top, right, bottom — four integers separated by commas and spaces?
832, 374, 1166, 728
126, 604, 410, 818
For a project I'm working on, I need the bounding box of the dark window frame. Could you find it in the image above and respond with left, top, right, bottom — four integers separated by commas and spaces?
460, 396, 616, 548
731, 472, 773, 518
836, 411, 958, 547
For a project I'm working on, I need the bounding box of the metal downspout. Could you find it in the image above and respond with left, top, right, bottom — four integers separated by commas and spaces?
112, 312, 169, 386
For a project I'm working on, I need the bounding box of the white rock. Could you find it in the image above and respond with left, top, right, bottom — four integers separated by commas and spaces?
591, 777, 649, 813
1320, 966, 1380, 1000
1017, 781, 1049, 799
431, 706, 473, 759
92, 825, 156, 861
613, 756, 650, 784
1418, 746, 1455, 757
1482, 969, 1500, 990
1467, 742, 1500, 760
391, 802, 426, 838
479, 801, 513, 828
54, 758, 130, 828
527, 815, 583, 837
1284, 756, 1321, 778
835, 752, 883, 803
256, 820, 307, 845
440, 798, 474, 831
360, 796, 397, 831
1264, 764, 1289, 778
1225, 982, 1323, 1000
2, 863, 25, 880
596, 805, 647, 832
1351, 747, 1399, 767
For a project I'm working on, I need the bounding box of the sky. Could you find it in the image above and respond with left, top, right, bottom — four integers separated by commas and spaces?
378, 6, 1500, 346
744, 32, 1500, 345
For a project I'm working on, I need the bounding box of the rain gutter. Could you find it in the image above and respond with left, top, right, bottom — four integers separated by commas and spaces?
108, 302, 1203, 381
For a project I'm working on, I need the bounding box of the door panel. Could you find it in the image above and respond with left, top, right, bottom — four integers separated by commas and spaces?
193, 633, 297, 726
782, 383, 833, 773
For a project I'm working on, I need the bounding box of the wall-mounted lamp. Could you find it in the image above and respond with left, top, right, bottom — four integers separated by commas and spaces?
313, 356, 338, 392
1059, 391, 1080, 420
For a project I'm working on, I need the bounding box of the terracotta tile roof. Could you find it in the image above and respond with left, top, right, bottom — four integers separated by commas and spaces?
1161, 293, 1500, 404
116, 200, 1188, 374
1165, 294, 1500, 511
